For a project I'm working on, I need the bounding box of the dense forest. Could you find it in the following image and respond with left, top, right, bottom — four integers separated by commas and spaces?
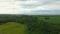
0, 14, 60, 34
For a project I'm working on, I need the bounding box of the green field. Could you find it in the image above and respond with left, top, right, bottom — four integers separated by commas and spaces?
0, 15, 60, 34
0, 22, 27, 34
39, 16, 60, 24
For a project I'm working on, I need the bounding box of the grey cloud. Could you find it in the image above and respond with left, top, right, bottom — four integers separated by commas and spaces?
15, 0, 28, 1
26, 10, 60, 15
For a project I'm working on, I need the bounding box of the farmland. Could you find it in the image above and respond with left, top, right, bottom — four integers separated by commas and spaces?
0, 15, 60, 34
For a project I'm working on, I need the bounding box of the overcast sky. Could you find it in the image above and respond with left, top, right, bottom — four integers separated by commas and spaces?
0, 0, 60, 15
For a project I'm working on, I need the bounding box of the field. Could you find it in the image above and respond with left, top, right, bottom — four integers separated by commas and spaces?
0, 22, 27, 34
0, 15, 60, 34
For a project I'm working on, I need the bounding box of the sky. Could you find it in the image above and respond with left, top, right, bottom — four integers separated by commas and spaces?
0, 0, 60, 15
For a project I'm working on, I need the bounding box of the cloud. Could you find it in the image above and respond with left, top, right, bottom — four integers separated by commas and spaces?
0, 0, 14, 2
33, 4, 60, 10
21, 0, 48, 8
29, 10, 60, 15
0, 0, 60, 14
15, 0, 28, 1
14, 0, 60, 14
20, 0, 60, 10
0, 1, 18, 14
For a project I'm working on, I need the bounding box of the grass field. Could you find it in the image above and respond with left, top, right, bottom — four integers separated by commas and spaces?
0, 22, 27, 34
40, 16, 60, 24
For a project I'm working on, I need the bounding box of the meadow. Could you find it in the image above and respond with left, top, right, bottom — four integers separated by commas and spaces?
0, 22, 27, 34
0, 15, 60, 34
